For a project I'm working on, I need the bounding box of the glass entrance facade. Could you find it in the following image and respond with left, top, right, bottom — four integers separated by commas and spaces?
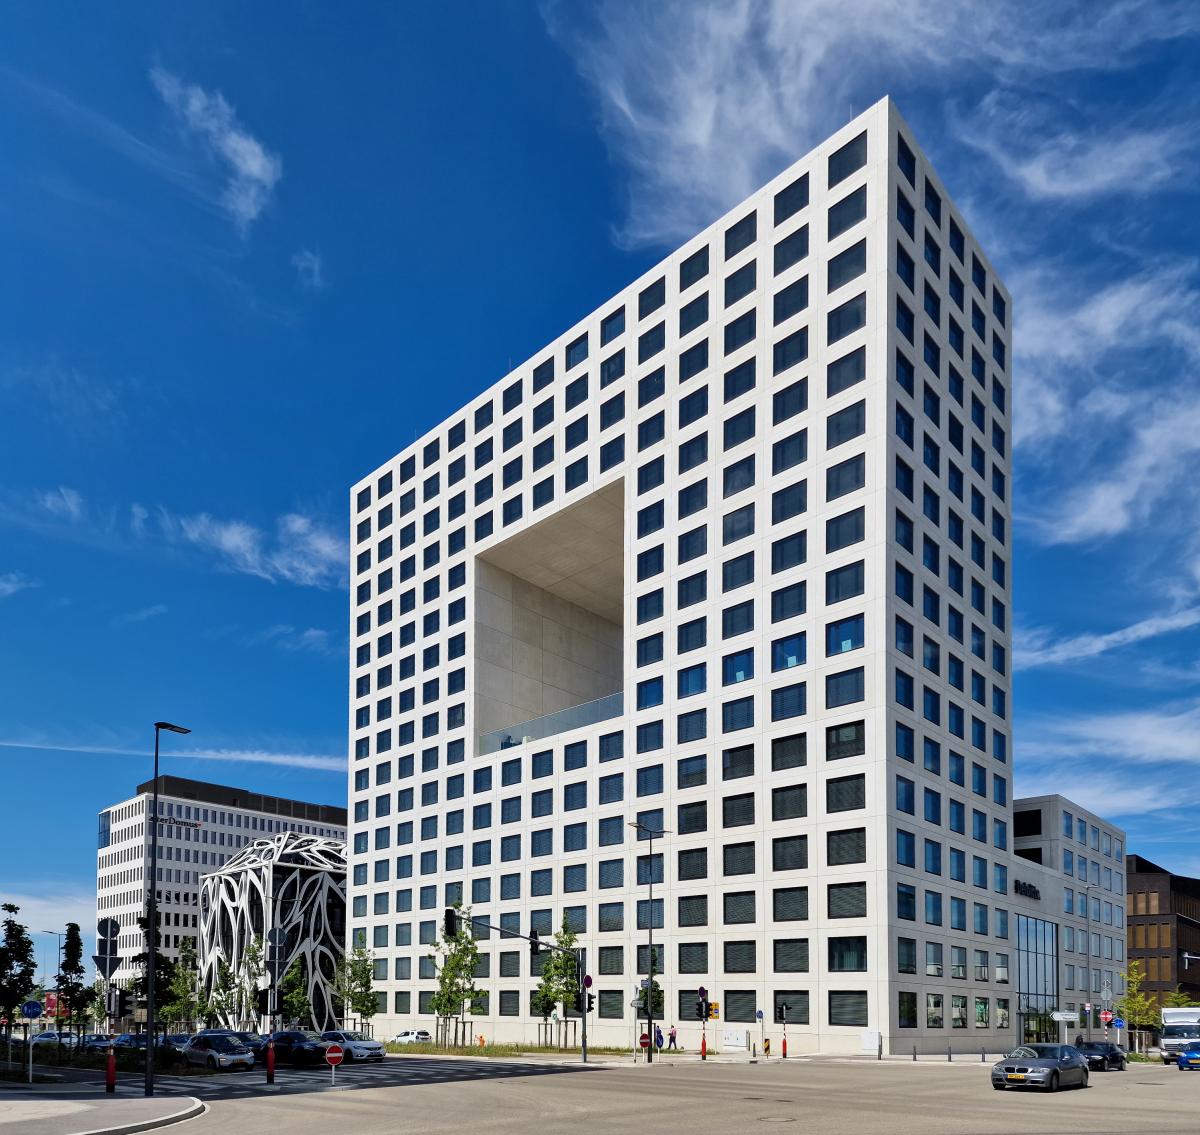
1017, 915, 1059, 1042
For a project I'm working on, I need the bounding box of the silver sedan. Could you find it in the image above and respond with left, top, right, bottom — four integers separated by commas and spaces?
992, 1044, 1089, 1091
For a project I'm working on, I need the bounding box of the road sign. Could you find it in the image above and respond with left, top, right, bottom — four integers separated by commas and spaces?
755, 1009, 764, 1021
21, 1001, 42, 1019
325, 1044, 344, 1066
640, 978, 651, 989
97, 918, 119, 940
93, 953, 121, 980
583, 974, 593, 989
1051, 1011, 1078, 1023
708, 1001, 720, 1020
639, 1033, 650, 1049
697, 986, 707, 999
267, 928, 286, 945
1084, 1003, 1092, 1011
1100, 1010, 1114, 1024
1113, 1017, 1125, 1030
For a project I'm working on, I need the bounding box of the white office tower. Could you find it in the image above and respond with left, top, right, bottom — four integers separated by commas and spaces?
346, 98, 1057, 1053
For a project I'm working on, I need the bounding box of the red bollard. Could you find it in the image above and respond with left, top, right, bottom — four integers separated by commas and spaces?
700, 1032, 707, 1061
782, 1035, 788, 1060
105, 1045, 116, 1094
266, 1040, 275, 1085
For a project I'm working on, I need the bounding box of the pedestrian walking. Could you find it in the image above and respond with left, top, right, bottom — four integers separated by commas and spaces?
655, 1025, 664, 1051
667, 1025, 677, 1050
1074, 1034, 1084, 1048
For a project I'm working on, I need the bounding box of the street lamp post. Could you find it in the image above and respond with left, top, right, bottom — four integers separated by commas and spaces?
145, 721, 190, 1098
628, 819, 668, 1065
41, 931, 64, 1060
1082, 883, 1099, 1043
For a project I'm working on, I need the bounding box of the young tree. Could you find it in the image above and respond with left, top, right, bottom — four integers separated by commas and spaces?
280, 959, 311, 1027
128, 915, 178, 1004
533, 917, 579, 1022
431, 904, 479, 1029
334, 947, 378, 1024
238, 936, 266, 1026
1115, 960, 1159, 1052
56, 923, 91, 1040
0, 904, 37, 1041
1164, 988, 1200, 1008
207, 960, 238, 1027
161, 937, 200, 1025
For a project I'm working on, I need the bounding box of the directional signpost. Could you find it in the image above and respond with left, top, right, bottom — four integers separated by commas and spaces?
325, 1042, 343, 1086
21, 1002, 40, 1084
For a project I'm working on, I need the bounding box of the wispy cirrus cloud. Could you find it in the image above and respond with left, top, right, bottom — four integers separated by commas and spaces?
150, 67, 281, 234
0, 738, 343, 774
244, 624, 341, 657
291, 249, 326, 291
37, 485, 85, 522
112, 603, 168, 627
1017, 606, 1200, 669
0, 572, 36, 599
543, 0, 1200, 247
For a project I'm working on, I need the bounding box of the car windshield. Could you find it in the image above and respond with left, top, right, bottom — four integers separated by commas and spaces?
210, 1036, 245, 1052
343, 1033, 370, 1041
1010, 1045, 1062, 1059
232, 1033, 258, 1041
1164, 1024, 1200, 1038
298, 1032, 323, 1041
1078, 1043, 1108, 1052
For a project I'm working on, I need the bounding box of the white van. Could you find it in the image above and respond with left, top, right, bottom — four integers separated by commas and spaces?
1160, 1008, 1200, 1063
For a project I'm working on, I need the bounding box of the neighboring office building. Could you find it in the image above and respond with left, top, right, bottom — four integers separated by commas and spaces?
1013, 796, 1127, 1035
344, 95, 1111, 1053
95, 775, 346, 986
1126, 854, 1200, 1006
198, 832, 348, 1030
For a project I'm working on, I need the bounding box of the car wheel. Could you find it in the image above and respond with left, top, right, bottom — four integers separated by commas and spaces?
1079, 1071, 1088, 1089
208, 1056, 218, 1072
1179, 1061, 1188, 1072
1047, 1073, 1059, 1093
992, 1083, 1005, 1091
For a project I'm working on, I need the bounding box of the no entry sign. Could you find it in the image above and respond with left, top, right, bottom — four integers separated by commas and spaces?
325, 1043, 344, 1066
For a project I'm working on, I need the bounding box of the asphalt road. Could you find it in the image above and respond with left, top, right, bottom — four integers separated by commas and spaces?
176, 1056, 1198, 1135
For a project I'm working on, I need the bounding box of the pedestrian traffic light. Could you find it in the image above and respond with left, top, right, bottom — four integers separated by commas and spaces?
586, 993, 595, 1014
443, 907, 460, 938
695, 998, 708, 1021
256, 987, 270, 1017
774, 1002, 791, 1024
530, 929, 541, 957
116, 988, 132, 1018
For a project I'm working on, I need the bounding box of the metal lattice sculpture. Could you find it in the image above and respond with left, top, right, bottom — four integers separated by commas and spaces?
198, 832, 346, 1030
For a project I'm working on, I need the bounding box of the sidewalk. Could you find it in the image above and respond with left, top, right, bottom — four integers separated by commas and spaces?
0, 1092, 203, 1135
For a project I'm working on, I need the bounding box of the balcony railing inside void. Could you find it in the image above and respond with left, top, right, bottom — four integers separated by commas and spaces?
479, 691, 623, 755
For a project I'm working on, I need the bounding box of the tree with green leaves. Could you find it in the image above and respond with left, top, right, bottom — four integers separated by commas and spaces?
237, 936, 266, 1026
1164, 988, 1200, 1008
533, 916, 579, 1022
128, 914, 178, 1003
1115, 960, 1159, 1052
207, 960, 237, 1026
431, 903, 480, 1026
161, 937, 200, 1025
280, 959, 311, 1027
637, 977, 665, 1021
56, 923, 91, 1040
334, 946, 378, 1024
0, 904, 37, 1040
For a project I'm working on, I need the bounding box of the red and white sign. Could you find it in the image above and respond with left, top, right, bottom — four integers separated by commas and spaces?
1084, 1003, 1092, 1012
43, 992, 59, 1017
325, 1043, 344, 1066
1100, 1010, 1114, 1024
639, 1033, 650, 1049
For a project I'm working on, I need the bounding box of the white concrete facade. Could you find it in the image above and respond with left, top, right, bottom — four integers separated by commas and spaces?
346, 98, 1104, 1053
95, 776, 345, 986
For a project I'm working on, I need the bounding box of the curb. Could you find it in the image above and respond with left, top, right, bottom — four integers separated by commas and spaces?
70, 1097, 208, 1135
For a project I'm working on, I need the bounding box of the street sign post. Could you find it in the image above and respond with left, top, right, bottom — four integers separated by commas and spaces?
1112, 1017, 1125, 1030
1100, 1010, 1113, 1024
20, 1001, 41, 1019
95, 919, 121, 983
639, 1033, 650, 1050
325, 1042, 343, 1086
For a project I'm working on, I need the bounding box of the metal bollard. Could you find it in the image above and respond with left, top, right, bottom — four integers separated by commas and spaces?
913, 1045, 917, 1062
947, 1043, 952, 1062
877, 1034, 883, 1060
980, 1046, 985, 1063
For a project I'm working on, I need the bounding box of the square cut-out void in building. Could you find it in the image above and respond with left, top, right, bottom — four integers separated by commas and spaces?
475, 481, 624, 753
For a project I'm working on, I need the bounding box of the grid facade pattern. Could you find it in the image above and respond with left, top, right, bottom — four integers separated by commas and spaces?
346, 98, 1032, 1051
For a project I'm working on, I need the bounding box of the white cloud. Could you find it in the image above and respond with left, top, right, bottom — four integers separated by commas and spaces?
0, 738, 344, 774
543, 0, 1200, 247
1019, 699, 1200, 766
291, 249, 326, 290
245, 624, 339, 656
38, 486, 85, 522
112, 603, 168, 627
161, 509, 346, 589
0, 887, 100, 979
1017, 606, 1200, 668
150, 67, 281, 233
0, 572, 35, 599
955, 90, 1194, 201
1014, 768, 1192, 820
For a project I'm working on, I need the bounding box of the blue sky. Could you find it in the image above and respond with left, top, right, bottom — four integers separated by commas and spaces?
2, 1, 1199, 971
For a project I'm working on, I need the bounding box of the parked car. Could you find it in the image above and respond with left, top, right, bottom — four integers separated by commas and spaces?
267, 1030, 333, 1066
80, 1033, 114, 1054
182, 1034, 254, 1072
30, 1031, 78, 1050
1176, 1044, 1200, 1070
390, 1030, 432, 1045
112, 1033, 148, 1049
193, 1030, 265, 1063
991, 1044, 1089, 1091
156, 1033, 194, 1063
1077, 1041, 1126, 1071
320, 1030, 385, 1062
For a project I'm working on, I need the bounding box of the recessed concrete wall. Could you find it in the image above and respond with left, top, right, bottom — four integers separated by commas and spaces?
473, 484, 624, 745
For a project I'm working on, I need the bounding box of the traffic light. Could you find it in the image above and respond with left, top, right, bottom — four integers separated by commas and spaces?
256, 987, 270, 1017
586, 993, 595, 1014
774, 1002, 791, 1024
573, 990, 585, 1014
443, 907, 460, 938
695, 998, 709, 1021
115, 988, 132, 1018
530, 929, 541, 957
